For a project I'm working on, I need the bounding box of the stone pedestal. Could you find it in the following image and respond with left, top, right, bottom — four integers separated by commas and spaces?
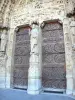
27, 23, 42, 95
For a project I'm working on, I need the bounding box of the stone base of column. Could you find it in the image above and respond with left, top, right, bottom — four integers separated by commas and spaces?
27, 78, 42, 95
73, 90, 75, 96
66, 89, 73, 95
27, 88, 42, 95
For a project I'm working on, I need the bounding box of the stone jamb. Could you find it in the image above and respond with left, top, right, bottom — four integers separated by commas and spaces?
69, 18, 75, 95
63, 18, 73, 95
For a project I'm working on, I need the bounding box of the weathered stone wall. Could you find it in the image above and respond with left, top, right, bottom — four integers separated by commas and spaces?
0, 0, 11, 88
0, 0, 75, 95
0, 0, 10, 25
10, 0, 65, 27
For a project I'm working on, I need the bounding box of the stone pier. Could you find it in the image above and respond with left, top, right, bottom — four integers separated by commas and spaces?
27, 22, 42, 95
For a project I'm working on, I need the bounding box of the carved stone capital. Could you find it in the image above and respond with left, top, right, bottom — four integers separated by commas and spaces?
72, 44, 75, 51
30, 20, 39, 27
30, 20, 45, 29
15, 26, 19, 32
40, 22, 45, 28
0, 26, 9, 31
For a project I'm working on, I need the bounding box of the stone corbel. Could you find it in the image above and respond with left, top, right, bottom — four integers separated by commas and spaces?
66, 0, 75, 18
72, 44, 75, 51
30, 20, 45, 29
40, 22, 45, 29
29, 20, 39, 35
67, 8, 75, 18
15, 26, 19, 32
30, 20, 39, 26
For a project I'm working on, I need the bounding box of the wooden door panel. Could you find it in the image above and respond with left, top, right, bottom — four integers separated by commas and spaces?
42, 30, 63, 38
42, 23, 62, 31
42, 43, 65, 53
14, 56, 29, 65
14, 46, 30, 56
42, 22, 66, 89
13, 68, 28, 79
13, 27, 30, 89
16, 34, 30, 42
42, 54, 65, 63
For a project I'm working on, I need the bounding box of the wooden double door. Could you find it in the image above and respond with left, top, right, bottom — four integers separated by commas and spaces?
13, 22, 66, 90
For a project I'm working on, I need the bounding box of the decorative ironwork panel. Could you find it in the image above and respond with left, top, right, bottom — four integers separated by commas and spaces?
42, 22, 66, 89
13, 78, 28, 87
13, 27, 30, 89
42, 54, 65, 63
15, 46, 30, 56
42, 43, 65, 54
13, 68, 28, 79
42, 23, 62, 31
16, 34, 30, 42
14, 56, 29, 65
42, 29, 63, 39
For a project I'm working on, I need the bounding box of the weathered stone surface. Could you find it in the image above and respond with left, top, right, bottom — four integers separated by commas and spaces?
0, 0, 75, 95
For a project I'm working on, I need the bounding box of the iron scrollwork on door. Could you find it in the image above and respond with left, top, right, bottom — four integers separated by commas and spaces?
13, 26, 30, 89
42, 21, 66, 89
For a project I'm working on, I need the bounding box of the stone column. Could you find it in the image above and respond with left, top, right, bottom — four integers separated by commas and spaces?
27, 22, 42, 95
70, 20, 75, 95
63, 18, 73, 95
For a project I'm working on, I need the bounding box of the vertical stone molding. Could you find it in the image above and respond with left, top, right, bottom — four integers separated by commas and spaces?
27, 22, 42, 95
6, 28, 15, 88
63, 18, 73, 95
0, 27, 8, 88
1, 29, 7, 51
70, 20, 75, 95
